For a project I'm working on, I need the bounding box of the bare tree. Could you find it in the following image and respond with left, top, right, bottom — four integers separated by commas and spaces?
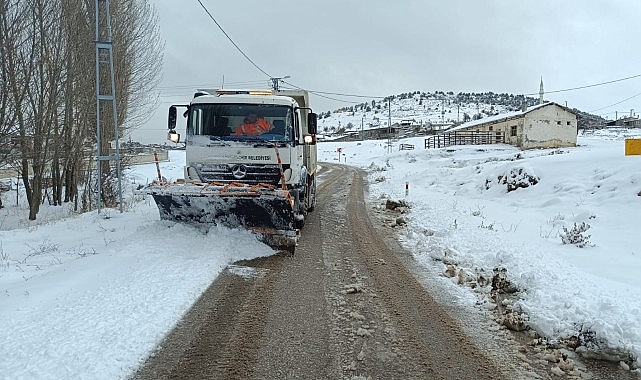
97, 0, 163, 208
2, 0, 36, 216
0, 0, 18, 170
53, 0, 94, 208
1, 0, 162, 219
19, 0, 66, 219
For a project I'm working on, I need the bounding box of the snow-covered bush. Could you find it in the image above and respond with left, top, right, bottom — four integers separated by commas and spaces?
485, 167, 539, 193
560, 222, 591, 248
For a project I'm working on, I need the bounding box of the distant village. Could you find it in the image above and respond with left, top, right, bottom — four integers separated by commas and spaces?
316, 89, 639, 150
128, 90, 639, 160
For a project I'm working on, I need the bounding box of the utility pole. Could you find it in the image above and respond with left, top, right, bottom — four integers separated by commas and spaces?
94, 0, 123, 213
270, 75, 290, 91
387, 98, 392, 153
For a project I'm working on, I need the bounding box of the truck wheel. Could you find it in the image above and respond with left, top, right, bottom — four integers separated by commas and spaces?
306, 175, 316, 212
295, 189, 307, 229
295, 208, 306, 229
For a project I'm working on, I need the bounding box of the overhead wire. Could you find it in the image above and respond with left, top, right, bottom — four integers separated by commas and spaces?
195, 1, 381, 106
285, 87, 362, 104
197, 0, 641, 113
281, 80, 379, 104
195, 0, 272, 79
526, 74, 641, 96
156, 80, 267, 91
589, 91, 641, 113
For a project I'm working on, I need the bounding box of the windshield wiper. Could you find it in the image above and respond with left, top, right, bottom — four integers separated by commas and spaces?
252, 141, 277, 148
231, 135, 261, 141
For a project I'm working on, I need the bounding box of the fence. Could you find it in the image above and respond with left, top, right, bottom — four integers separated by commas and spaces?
425, 131, 505, 149
0, 149, 169, 180
399, 143, 415, 151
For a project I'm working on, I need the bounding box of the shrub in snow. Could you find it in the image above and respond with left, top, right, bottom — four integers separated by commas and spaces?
367, 162, 387, 172
491, 267, 518, 294
499, 168, 539, 192
385, 199, 409, 211
486, 167, 539, 193
0, 245, 8, 268
560, 222, 591, 248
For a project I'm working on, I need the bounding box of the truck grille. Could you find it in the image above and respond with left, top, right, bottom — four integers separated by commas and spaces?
195, 163, 285, 185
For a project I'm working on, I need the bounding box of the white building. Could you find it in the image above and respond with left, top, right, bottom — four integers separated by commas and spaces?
450, 102, 578, 149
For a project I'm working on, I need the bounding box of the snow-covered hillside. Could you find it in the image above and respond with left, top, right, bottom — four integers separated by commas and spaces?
316, 90, 607, 136
317, 91, 539, 134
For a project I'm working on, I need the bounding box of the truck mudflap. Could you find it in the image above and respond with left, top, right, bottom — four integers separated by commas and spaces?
141, 181, 298, 252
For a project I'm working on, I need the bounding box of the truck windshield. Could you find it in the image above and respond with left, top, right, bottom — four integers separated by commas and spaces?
188, 103, 293, 142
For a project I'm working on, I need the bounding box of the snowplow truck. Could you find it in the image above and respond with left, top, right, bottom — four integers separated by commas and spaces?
142, 89, 318, 253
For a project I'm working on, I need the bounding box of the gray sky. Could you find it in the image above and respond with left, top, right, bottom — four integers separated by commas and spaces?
132, 0, 641, 143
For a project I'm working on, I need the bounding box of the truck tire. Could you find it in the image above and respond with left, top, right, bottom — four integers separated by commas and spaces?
307, 175, 316, 212
295, 188, 307, 230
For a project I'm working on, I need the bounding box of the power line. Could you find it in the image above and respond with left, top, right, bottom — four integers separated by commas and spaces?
304, 89, 386, 99
527, 74, 641, 96
194, 1, 383, 106
282, 81, 379, 104
156, 80, 267, 91
307, 91, 362, 104
589, 91, 641, 113
186, 5, 641, 112
279, 81, 358, 104
195, 0, 272, 79
201, 1, 640, 111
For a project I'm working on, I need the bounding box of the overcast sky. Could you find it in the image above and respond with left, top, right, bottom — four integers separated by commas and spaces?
131, 1, 641, 143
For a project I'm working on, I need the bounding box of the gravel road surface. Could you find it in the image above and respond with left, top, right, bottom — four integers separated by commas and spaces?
132, 164, 636, 380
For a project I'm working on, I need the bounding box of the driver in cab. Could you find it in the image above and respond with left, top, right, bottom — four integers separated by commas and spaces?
233, 114, 272, 136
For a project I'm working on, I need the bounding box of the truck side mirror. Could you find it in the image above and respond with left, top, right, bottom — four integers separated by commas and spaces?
168, 106, 177, 130
308, 112, 318, 135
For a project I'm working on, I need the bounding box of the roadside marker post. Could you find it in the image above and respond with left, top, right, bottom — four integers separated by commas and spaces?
625, 139, 641, 196
625, 138, 641, 156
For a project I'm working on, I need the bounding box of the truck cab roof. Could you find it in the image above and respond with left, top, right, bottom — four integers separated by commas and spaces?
192, 89, 310, 109
191, 93, 299, 108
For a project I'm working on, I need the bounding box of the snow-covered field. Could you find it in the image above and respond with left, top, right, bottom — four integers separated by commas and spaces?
320, 128, 641, 371
0, 153, 274, 380
1, 128, 641, 378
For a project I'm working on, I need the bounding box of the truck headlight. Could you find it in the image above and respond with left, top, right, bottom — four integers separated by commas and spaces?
168, 130, 180, 143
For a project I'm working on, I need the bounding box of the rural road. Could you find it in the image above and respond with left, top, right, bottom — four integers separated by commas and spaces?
131, 164, 633, 380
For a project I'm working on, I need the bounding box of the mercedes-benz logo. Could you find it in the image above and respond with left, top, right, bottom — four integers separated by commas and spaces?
231, 164, 247, 179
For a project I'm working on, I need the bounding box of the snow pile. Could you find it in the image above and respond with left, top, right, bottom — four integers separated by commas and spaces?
0, 151, 274, 379
319, 129, 641, 369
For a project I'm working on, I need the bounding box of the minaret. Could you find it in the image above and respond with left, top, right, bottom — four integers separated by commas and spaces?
539, 77, 544, 104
